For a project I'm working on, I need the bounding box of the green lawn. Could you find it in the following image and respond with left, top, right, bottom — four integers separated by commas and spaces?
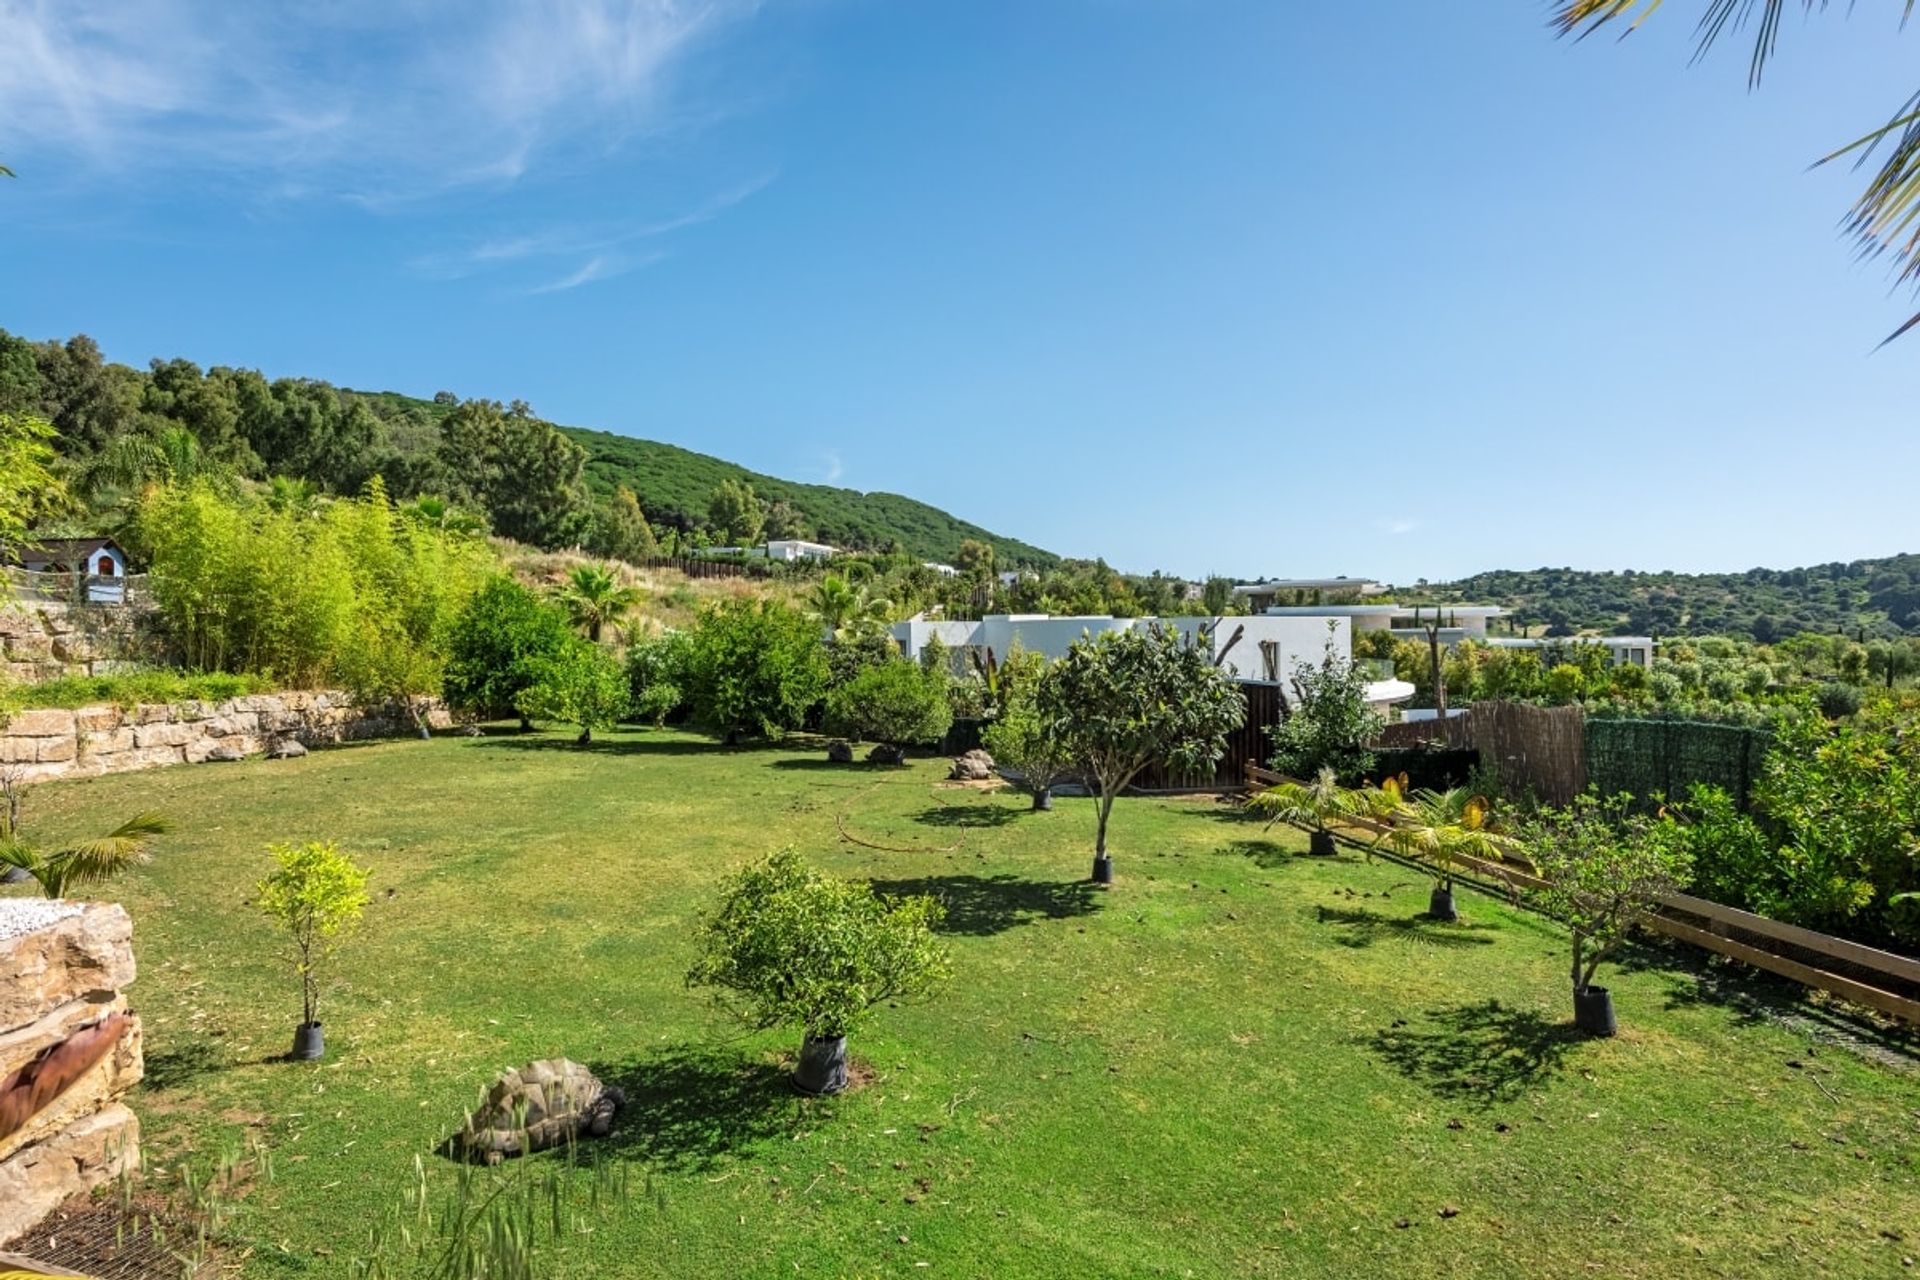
15, 729, 1920, 1278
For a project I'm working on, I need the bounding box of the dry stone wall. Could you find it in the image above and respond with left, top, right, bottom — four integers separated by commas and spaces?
2, 692, 453, 784
0, 902, 143, 1245
0, 600, 151, 683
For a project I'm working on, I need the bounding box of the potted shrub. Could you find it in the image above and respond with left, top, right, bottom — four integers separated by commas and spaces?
686, 850, 949, 1095
256, 841, 371, 1062
1383, 787, 1518, 922
1523, 793, 1693, 1036
1248, 766, 1354, 856
822, 659, 953, 766
981, 650, 1069, 810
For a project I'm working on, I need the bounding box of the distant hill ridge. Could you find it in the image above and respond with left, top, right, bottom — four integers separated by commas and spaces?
1408, 554, 1920, 638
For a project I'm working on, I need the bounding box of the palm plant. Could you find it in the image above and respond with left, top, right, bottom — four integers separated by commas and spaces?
1249, 766, 1355, 856
1555, 0, 1920, 342
0, 810, 170, 899
556, 563, 643, 643
1383, 788, 1518, 922
808, 574, 893, 638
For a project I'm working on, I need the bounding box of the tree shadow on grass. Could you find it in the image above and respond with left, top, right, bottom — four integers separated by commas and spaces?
470, 734, 734, 757
912, 803, 1026, 830
142, 1035, 228, 1091
869, 873, 1102, 936
1316, 904, 1498, 950
1219, 838, 1307, 869
581, 1046, 801, 1173
1365, 998, 1586, 1107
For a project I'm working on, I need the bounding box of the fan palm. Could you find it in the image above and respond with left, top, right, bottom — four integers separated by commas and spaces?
1249, 766, 1355, 855
808, 574, 893, 638
1555, 0, 1920, 341
1384, 788, 1519, 918
557, 563, 644, 643
0, 812, 170, 899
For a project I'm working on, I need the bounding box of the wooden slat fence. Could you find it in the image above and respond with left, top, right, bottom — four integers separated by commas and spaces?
1376, 702, 1587, 805
1242, 762, 1920, 1026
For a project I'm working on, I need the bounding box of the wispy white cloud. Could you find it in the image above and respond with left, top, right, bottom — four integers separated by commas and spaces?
1380, 519, 1419, 537
821, 451, 844, 484
0, 0, 761, 199
409, 173, 775, 280
524, 250, 664, 294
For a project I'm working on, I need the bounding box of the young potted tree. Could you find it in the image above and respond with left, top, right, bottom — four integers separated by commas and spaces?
1249, 766, 1353, 856
1383, 787, 1518, 922
1523, 794, 1693, 1036
256, 841, 371, 1062
1037, 626, 1245, 883
981, 651, 1069, 810
687, 850, 949, 1094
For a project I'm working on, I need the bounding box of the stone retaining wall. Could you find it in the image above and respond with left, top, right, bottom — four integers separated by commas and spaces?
2, 692, 453, 784
1, 600, 152, 684
0, 903, 143, 1245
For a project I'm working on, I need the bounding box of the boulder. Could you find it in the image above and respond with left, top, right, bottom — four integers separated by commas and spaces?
866, 743, 907, 766
949, 748, 996, 781
826, 740, 855, 764
0, 904, 135, 1032
0, 1103, 139, 1246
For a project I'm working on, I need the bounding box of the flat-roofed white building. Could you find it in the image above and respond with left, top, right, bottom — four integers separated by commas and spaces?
1486, 635, 1656, 669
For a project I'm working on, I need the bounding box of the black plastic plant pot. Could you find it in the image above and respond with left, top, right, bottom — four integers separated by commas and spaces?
1033, 789, 1053, 812
291, 1022, 325, 1061
1091, 854, 1114, 884
794, 1034, 849, 1095
1309, 829, 1337, 857
1427, 886, 1458, 922
1573, 985, 1617, 1037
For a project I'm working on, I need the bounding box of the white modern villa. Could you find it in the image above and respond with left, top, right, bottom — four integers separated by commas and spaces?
890, 612, 1416, 710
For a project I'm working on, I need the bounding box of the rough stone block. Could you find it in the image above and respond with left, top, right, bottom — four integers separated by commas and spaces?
0, 904, 135, 1033
32, 738, 76, 764
0, 1103, 140, 1246
73, 705, 121, 734
3, 635, 53, 662
81, 728, 136, 755
132, 723, 190, 749
4, 709, 74, 738
125, 746, 186, 771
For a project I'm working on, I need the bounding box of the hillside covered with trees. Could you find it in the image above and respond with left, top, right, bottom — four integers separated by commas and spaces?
1411, 556, 1920, 640
0, 330, 1056, 567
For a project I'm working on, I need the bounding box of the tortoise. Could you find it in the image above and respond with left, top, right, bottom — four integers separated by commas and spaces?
457, 1058, 623, 1163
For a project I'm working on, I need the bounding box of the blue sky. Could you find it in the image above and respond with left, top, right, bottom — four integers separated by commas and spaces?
2, 1, 1916, 582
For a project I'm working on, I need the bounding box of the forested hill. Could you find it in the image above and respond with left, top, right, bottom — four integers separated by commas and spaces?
0, 328, 1056, 567
1414, 555, 1920, 639
556, 424, 1056, 566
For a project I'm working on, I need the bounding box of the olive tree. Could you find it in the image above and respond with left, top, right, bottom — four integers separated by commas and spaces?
1037, 625, 1245, 883
687, 850, 949, 1094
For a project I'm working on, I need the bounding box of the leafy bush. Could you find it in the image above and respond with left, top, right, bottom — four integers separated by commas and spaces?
682, 599, 829, 742
1523, 793, 1692, 992
256, 840, 370, 1029
1266, 643, 1383, 782
1668, 783, 1778, 915
686, 849, 949, 1044
625, 630, 693, 726
515, 639, 630, 744
823, 660, 952, 749
442, 576, 577, 723
982, 652, 1069, 803
825, 630, 898, 690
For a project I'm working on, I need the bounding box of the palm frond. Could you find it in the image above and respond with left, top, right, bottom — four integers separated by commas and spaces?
52, 812, 170, 889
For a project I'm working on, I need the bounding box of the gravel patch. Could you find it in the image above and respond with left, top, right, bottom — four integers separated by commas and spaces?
0, 898, 86, 943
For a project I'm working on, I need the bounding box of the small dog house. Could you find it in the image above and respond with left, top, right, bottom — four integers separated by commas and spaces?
13, 538, 131, 604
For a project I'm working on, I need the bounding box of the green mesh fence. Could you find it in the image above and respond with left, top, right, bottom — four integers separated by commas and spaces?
1584, 718, 1773, 808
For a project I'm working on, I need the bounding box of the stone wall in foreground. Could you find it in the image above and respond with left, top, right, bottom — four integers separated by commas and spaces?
2, 692, 453, 784
0, 902, 143, 1245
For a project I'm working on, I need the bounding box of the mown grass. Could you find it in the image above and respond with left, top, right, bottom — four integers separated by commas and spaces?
13, 729, 1920, 1278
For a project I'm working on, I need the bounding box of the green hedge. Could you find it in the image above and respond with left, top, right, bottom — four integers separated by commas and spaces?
1584, 717, 1773, 809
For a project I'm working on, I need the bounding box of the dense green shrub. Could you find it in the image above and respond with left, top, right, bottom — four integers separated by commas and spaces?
443, 576, 577, 723
625, 630, 693, 726
686, 849, 948, 1044
825, 630, 898, 690
1266, 643, 1383, 782
682, 599, 829, 742
1668, 783, 1778, 915
5, 669, 271, 711
824, 659, 952, 749
515, 639, 630, 745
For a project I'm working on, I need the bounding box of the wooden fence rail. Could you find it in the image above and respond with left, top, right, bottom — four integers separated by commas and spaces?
1242, 763, 1920, 1026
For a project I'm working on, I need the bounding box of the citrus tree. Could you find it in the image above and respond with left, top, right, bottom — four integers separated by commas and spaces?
687, 850, 948, 1094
